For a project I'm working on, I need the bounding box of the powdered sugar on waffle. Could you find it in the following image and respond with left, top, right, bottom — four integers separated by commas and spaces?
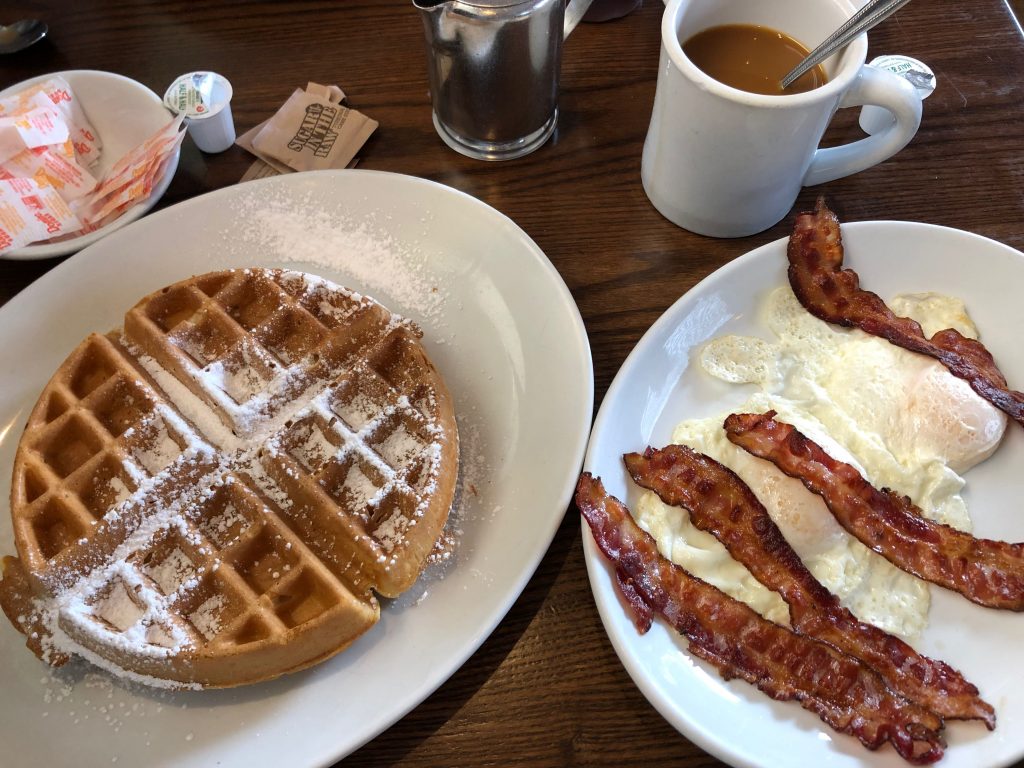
143, 549, 194, 595
126, 414, 183, 476
342, 465, 377, 508
24, 447, 223, 689
134, 306, 443, 547
188, 595, 225, 641
223, 193, 483, 569
224, 196, 490, 607
170, 271, 407, 440
233, 193, 448, 324
16, 270, 455, 687
201, 340, 271, 403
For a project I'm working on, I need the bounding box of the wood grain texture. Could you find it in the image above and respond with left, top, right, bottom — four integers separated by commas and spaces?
2, 1, 1024, 765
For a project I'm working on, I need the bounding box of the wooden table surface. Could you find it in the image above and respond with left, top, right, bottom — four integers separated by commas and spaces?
3, 1, 1024, 766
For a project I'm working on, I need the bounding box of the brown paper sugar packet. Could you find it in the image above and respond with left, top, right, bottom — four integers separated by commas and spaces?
236, 123, 292, 176
250, 83, 377, 172
238, 157, 284, 183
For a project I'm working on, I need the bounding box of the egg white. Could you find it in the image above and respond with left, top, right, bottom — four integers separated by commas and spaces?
634, 286, 1007, 641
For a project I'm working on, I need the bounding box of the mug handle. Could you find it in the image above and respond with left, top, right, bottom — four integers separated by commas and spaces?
802, 64, 922, 187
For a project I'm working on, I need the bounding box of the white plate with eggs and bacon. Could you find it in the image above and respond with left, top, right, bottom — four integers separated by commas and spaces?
582, 218, 1024, 768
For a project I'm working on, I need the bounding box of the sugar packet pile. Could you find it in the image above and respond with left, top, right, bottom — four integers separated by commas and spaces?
236, 82, 377, 182
0, 77, 185, 255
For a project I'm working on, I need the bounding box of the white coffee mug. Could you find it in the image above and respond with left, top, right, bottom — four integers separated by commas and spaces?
642, 0, 922, 238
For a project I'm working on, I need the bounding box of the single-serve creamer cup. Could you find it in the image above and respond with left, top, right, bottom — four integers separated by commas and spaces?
164, 72, 235, 153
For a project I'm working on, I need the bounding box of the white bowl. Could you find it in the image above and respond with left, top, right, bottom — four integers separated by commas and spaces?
0, 70, 181, 260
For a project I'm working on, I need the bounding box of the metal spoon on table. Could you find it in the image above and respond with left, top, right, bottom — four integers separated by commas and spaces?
0, 19, 48, 55
782, 0, 913, 89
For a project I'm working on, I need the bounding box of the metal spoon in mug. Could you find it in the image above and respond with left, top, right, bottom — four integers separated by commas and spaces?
781, 0, 913, 89
0, 19, 48, 55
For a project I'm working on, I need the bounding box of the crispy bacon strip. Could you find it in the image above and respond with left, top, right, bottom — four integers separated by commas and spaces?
624, 445, 995, 728
615, 568, 654, 634
787, 198, 1024, 427
575, 473, 946, 764
726, 411, 1024, 611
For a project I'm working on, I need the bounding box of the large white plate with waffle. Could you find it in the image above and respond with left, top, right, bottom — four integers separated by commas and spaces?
582, 221, 1024, 768
0, 170, 593, 766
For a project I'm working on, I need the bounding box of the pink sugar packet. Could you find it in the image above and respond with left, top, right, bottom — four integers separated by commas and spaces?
0, 177, 82, 252
84, 127, 184, 225
0, 112, 184, 255
0, 104, 68, 164
0, 143, 98, 202
0, 77, 102, 168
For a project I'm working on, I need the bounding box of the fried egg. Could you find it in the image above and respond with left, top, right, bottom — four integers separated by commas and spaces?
634, 287, 1007, 640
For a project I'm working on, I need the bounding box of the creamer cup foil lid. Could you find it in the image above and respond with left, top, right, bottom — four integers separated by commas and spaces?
869, 55, 936, 97
164, 72, 232, 120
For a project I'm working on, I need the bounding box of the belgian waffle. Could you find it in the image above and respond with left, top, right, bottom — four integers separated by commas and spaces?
0, 268, 459, 688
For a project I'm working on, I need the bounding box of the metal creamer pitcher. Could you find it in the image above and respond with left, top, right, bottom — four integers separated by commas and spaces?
414, 0, 594, 160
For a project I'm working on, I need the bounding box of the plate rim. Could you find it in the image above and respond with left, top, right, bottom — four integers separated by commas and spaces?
581, 218, 1024, 768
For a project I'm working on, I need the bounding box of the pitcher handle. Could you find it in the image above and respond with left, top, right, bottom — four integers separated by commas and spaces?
564, 0, 595, 37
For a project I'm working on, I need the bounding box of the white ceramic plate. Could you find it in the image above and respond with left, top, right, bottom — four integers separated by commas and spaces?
582, 221, 1024, 768
0, 170, 593, 766
0, 69, 180, 260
